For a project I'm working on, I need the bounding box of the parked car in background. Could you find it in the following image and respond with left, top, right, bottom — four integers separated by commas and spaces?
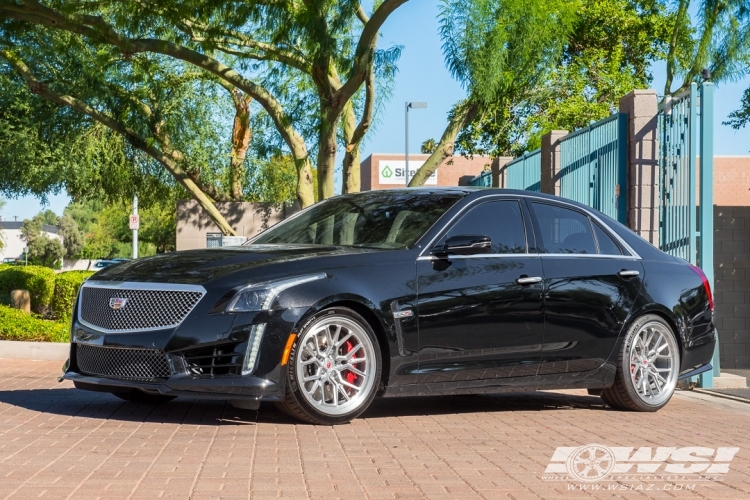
63, 188, 716, 424
92, 260, 120, 269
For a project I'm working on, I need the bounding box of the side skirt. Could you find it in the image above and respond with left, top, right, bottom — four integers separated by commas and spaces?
381, 362, 617, 397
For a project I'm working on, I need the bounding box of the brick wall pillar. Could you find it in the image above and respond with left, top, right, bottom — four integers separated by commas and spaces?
540, 130, 568, 195
619, 90, 659, 244
491, 156, 513, 188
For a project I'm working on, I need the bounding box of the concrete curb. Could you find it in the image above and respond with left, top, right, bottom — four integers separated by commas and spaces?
0, 340, 69, 361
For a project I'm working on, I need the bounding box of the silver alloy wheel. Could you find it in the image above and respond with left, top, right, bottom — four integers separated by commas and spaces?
295, 316, 377, 416
628, 321, 679, 406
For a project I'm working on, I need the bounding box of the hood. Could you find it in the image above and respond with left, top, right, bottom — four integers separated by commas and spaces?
91, 244, 378, 285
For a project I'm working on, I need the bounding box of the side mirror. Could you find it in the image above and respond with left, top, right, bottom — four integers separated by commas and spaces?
431, 235, 491, 256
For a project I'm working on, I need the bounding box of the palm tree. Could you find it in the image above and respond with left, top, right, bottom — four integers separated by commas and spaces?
421, 138, 437, 154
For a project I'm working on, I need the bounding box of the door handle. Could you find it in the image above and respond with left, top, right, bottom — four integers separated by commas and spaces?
618, 270, 640, 278
516, 276, 542, 285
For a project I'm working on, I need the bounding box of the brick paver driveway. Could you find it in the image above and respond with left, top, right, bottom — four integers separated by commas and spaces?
1, 359, 749, 500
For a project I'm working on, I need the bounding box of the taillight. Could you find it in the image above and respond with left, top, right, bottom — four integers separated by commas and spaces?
688, 264, 714, 312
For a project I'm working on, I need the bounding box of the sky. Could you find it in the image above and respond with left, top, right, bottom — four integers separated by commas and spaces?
2, 0, 748, 219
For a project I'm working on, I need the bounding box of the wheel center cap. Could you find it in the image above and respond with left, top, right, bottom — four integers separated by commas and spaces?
642, 359, 648, 366
325, 360, 333, 370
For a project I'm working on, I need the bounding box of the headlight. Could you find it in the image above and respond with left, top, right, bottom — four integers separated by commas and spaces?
226, 273, 326, 313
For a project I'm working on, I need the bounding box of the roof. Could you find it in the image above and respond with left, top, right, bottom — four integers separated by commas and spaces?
0, 221, 59, 234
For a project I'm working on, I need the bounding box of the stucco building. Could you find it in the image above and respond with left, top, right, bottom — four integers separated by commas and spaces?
0, 221, 61, 262
359, 153, 497, 191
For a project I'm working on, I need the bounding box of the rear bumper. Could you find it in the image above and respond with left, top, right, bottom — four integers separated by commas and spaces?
64, 369, 284, 401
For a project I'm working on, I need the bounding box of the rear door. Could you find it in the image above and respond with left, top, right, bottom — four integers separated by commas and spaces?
526, 200, 644, 375
415, 198, 545, 386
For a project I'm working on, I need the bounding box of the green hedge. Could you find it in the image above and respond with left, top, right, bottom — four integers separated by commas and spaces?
52, 271, 95, 319
0, 304, 69, 342
0, 266, 56, 314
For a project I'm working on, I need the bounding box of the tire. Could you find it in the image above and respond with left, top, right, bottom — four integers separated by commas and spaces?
111, 390, 176, 404
601, 314, 680, 412
277, 307, 382, 425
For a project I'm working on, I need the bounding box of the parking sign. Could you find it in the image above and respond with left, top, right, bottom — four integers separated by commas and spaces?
129, 214, 140, 230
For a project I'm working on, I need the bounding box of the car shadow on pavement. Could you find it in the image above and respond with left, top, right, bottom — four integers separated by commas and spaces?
0, 387, 610, 426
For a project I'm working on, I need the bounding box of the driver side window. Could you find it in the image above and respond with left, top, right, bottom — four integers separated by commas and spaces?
442, 200, 527, 254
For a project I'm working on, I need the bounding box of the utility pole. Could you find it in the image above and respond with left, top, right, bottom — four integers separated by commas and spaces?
131, 194, 139, 259
405, 102, 427, 187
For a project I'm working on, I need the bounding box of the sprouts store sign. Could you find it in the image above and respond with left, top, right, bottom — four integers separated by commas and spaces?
378, 160, 438, 185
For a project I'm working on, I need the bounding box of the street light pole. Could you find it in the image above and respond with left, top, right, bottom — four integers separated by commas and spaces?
405, 102, 427, 187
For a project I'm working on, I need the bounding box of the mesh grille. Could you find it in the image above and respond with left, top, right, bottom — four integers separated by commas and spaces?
76, 343, 171, 380
80, 286, 204, 331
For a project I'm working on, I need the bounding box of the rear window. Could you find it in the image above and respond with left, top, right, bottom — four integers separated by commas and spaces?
531, 203, 597, 254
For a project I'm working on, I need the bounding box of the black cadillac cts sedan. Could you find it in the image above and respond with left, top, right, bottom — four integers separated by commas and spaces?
63, 188, 716, 424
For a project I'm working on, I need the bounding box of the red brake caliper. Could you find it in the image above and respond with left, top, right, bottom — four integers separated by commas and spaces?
343, 340, 358, 386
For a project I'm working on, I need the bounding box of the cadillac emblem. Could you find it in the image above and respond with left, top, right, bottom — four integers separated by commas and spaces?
109, 297, 129, 310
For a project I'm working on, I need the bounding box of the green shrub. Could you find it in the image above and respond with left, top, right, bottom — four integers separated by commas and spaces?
52, 271, 95, 319
0, 304, 69, 342
0, 266, 56, 314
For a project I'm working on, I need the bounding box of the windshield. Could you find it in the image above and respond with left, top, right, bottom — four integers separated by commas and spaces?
251, 191, 463, 249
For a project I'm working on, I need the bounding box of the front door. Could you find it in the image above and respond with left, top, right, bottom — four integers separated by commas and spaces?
415, 198, 545, 388
526, 201, 644, 375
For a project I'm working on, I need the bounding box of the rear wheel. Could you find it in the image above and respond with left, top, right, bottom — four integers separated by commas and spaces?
602, 314, 680, 412
111, 391, 176, 404
277, 307, 381, 425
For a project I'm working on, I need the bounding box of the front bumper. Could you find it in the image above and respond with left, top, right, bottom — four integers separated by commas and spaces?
63, 369, 283, 400
65, 306, 310, 401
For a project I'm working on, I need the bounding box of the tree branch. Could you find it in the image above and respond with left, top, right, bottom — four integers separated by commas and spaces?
334, 0, 409, 107
0, 46, 237, 235
0, 0, 311, 164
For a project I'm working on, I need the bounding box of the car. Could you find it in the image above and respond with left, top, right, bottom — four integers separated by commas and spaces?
93, 260, 120, 269
62, 188, 716, 424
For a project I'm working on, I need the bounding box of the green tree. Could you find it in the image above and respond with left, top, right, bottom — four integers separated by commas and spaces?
246, 155, 318, 205
663, 0, 750, 97
138, 202, 177, 254
421, 138, 437, 154
0, 0, 408, 226
0, 198, 5, 251
725, 88, 750, 133
409, 0, 577, 186
20, 213, 64, 267
58, 214, 84, 258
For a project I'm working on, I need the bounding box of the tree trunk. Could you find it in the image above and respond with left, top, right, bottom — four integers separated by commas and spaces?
229, 89, 252, 201
342, 104, 361, 194
342, 147, 361, 194
408, 101, 478, 187
317, 116, 338, 201
295, 156, 316, 208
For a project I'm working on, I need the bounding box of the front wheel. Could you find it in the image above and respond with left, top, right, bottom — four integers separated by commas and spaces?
277, 307, 381, 425
602, 314, 680, 412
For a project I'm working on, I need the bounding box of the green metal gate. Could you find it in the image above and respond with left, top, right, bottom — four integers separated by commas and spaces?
503, 149, 541, 191
557, 113, 628, 224
657, 81, 716, 386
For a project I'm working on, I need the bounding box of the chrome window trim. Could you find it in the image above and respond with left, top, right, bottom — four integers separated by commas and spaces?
77, 280, 207, 334
417, 253, 538, 261
418, 193, 641, 260
417, 253, 638, 261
